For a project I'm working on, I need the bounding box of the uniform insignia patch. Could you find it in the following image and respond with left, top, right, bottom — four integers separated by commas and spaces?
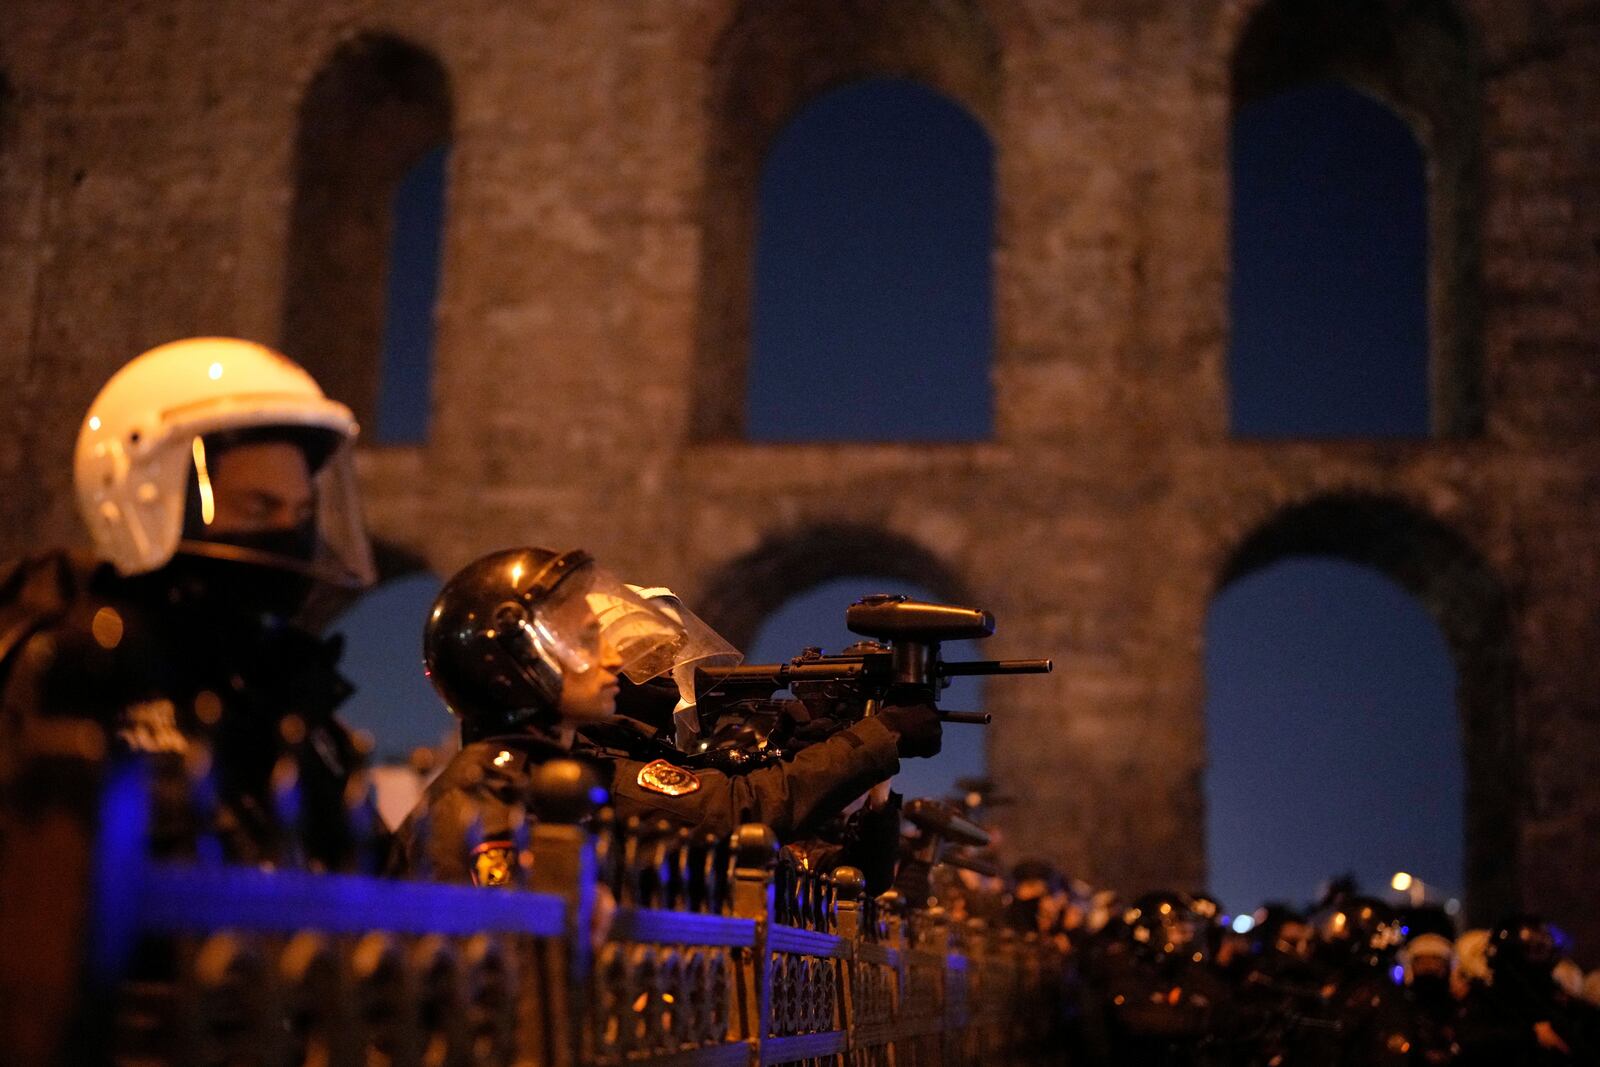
471, 839, 515, 887
118, 699, 186, 754
636, 759, 701, 797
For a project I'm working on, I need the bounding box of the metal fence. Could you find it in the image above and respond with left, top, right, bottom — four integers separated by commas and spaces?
61, 758, 1065, 1066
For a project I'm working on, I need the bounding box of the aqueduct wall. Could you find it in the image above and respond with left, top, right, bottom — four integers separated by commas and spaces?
2, 0, 1596, 946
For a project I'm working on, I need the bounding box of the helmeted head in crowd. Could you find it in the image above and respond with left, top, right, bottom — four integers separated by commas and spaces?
1311, 896, 1405, 972
1486, 914, 1564, 992
424, 547, 724, 742
1123, 891, 1203, 967
75, 337, 375, 616
1400, 932, 1455, 1003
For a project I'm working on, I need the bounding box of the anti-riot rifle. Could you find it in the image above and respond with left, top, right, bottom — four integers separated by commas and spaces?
681, 594, 1051, 770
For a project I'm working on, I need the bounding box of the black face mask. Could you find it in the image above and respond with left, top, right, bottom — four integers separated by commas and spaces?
214, 521, 319, 565
171, 521, 321, 621
613, 675, 681, 733
1410, 973, 1452, 1007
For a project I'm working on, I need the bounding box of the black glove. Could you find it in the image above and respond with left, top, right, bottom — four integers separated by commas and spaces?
877, 701, 942, 758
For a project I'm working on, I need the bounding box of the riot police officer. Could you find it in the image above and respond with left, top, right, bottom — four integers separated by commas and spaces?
0, 337, 379, 1063
1457, 915, 1600, 1064
1098, 891, 1236, 1066
1, 337, 378, 862
1355, 932, 1462, 1066
387, 546, 944, 885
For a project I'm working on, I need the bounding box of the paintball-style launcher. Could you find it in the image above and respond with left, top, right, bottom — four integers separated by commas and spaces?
683, 594, 1051, 768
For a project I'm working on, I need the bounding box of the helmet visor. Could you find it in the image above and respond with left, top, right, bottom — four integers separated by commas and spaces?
609, 587, 743, 696
521, 561, 682, 682
178, 431, 376, 589
308, 437, 377, 588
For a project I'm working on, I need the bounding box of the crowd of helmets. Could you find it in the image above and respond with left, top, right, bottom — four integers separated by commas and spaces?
928, 835, 1600, 1066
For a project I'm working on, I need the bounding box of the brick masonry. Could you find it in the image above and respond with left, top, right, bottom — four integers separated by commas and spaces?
1, 0, 1596, 949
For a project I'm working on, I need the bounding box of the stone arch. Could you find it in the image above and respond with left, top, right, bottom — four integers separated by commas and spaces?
693, 0, 1001, 440
1215, 491, 1517, 923
1228, 0, 1483, 438
695, 523, 975, 653
281, 31, 452, 434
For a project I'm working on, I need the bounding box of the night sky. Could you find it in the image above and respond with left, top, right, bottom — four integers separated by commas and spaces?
335, 76, 1461, 913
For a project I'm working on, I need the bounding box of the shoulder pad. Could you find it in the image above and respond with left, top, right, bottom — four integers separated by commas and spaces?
0, 551, 98, 673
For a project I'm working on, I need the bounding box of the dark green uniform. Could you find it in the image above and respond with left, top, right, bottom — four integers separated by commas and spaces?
386, 715, 902, 885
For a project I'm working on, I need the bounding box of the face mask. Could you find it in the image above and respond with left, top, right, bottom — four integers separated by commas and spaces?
213, 522, 319, 566
1410, 973, 1452, 1005
173, 521, 320, 620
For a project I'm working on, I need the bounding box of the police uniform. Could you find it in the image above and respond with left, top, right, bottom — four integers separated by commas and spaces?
386, 714, 902, 886
0, 550, 368, 869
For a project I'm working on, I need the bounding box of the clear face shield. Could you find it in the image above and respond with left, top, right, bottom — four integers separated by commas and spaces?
589, 585, 742, 704
502, 560, 684, 690
178, 428, 376, 591
309, 437, 378, 589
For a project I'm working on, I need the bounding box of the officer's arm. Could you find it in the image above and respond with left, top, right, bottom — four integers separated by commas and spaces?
388, 778, 516, 887
611, 715, 901, 840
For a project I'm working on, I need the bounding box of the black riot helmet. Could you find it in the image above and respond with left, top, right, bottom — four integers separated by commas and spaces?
1485, 914, 1562, 990
1188, 891, 1223, 926
1311, 895, 1404, 971
1187, 891, 1226, 954
424, 548, 686, 741
1122, 891, 1202, 964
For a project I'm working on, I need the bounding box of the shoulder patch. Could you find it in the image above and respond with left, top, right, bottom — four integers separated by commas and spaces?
119, 699, 187, 754
636, 759, 701, 797
471, 839, 516, 887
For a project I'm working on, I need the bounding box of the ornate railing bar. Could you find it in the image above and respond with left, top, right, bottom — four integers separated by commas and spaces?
133, 864, 567, 936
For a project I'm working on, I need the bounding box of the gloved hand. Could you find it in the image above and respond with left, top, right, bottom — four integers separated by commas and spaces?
877, 701, 942, 758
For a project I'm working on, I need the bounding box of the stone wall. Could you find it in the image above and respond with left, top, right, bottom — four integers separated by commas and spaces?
1, 0, 1596, 948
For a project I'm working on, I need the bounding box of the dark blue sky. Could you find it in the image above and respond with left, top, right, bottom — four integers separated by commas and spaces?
375, 143, 448, 444
345, 76, 1459, 912
1205, 560, 1460, 909
749, 80, 994, 440
1230, 83, 1429, 437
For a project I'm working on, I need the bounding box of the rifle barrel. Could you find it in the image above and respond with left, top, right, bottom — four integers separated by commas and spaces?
939, 658, 1053, 677
939, 711, 992, 725
707, 661, 869, 686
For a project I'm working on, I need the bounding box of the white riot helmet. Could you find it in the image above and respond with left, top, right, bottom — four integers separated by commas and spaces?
74, 337, 376, 587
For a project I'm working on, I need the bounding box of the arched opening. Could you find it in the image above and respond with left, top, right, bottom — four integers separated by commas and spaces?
697, 524, 982, 802
1228, 0, 1481, 438
696, 0, 999, 439
282, 33, 451, 442
1229, 83, 1428, 437
1209, 493, 1516, 924
1206, 558, 1460, 912
374, 143, 448, 444
748, 78, 993, 441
